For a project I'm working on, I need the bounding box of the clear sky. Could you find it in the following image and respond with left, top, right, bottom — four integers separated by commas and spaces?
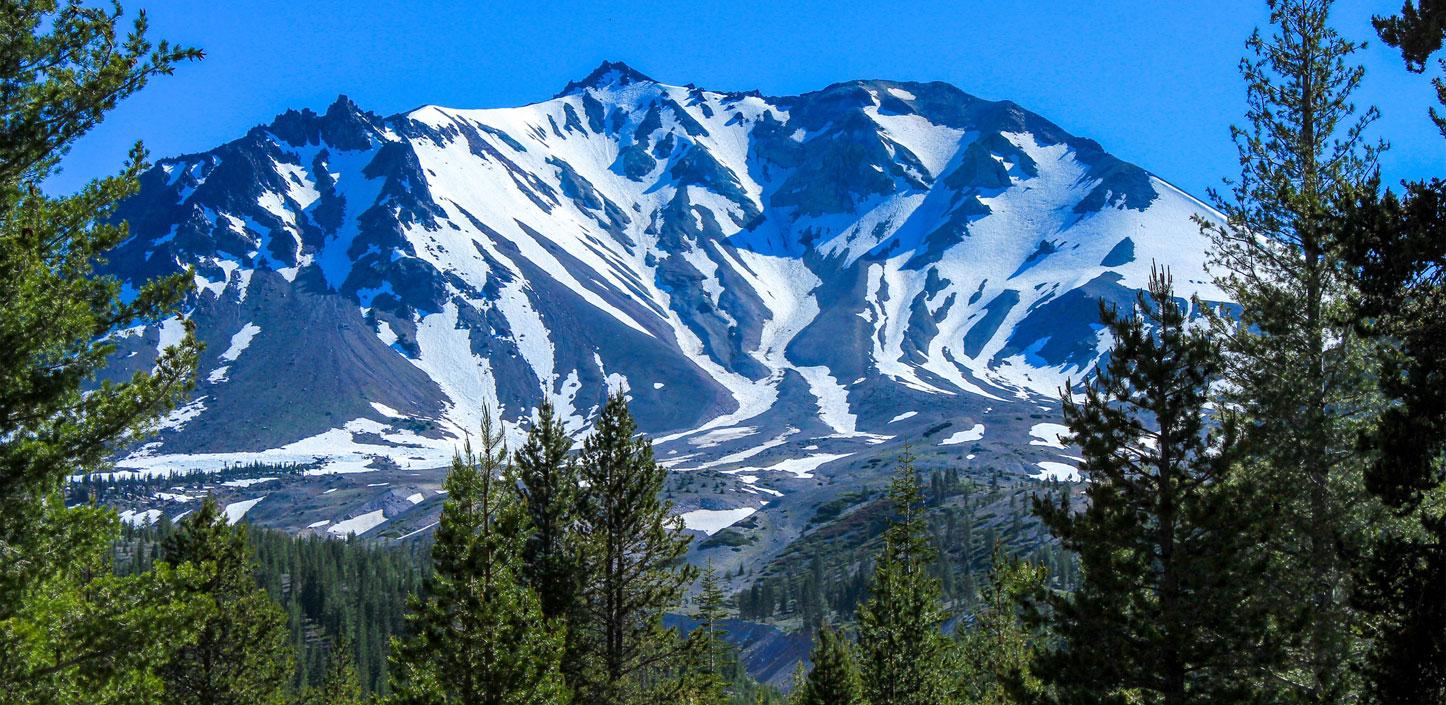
50, 0, 1444, 199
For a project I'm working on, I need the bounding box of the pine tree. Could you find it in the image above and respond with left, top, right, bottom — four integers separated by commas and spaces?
1030, 269, 1266, 705
159, 497, 295, 705
856, 447, 952, 705
389, 407, 568, 705
574, 391, 696, 705
0, 0, 201, 555
954, 544, 1046, 705
1199, 1, 1383, 700
512, 401, 587, 689
0, 493, 203, 705
680, 562, 730, 705
513, 400, 582, 617
791, 627, 864, 705
297, 635, 366, 705
1334, 7, 1446, 702
0, 4, 201, 700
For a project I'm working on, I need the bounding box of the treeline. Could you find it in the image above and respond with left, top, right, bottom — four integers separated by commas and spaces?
736, 476, 1078, 626
116, 521, 429, 695
70, 460, 307, 505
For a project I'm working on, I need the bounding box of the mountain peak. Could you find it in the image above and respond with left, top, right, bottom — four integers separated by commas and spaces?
556, 60, 656, 97
325, 93, 361, 116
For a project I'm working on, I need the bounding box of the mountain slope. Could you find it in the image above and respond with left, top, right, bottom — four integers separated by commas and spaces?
99, 61, 1223, 549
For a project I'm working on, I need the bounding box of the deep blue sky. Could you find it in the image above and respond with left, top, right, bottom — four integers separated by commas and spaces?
51, 0, 1444, 198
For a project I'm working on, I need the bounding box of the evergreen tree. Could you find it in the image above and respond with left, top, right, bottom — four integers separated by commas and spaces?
1030, 270, 1265, 705
512, 401, 586, 688
680, 562, 729, 705
389, 407, 568, 705
159, 497, 295, 705
1334, 7, 1446, 702
856, 448, 952, 705
0, 0, 201, 555
0, 4, 201, 700
297, 636, 366, 705
513, 400, 582, 617
954, 544, 1046, 705
791, 627, 864, 705
1200, 1, 1383, 700
574, 391, 696, 705
0, 494, 202, 705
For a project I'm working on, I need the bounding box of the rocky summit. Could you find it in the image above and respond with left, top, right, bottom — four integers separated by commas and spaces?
99, 61, 1224, 548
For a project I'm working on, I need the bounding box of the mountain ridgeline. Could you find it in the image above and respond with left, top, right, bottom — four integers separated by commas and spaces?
105, 61, 1219, 477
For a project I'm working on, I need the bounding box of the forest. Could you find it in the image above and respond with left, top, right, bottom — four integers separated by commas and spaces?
1, 1, 1442, 704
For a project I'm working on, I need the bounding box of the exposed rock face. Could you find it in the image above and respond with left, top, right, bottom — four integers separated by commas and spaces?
103, 60, 1222, 494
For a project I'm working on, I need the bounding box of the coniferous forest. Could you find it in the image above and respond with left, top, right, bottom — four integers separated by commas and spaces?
1, 1, 1443, 704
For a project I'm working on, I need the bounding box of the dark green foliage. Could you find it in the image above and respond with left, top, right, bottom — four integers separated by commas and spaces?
856, 448, 952, 705
1031, 270, 1265, 705
512, 401, 587, 689
295, 635, 366, 705
0, 0, 201, 542
680, 562, 730, 705
389, 408, 568, 705
159, 497, 294, 705
0, 494, 203, 705
574, 391, 696, 705
119, 516, 428, 697
1200, 1, 1383, 700
1373, 0, 1446, 134
513, 401, 582, 621
1334, 9, 1446, 699
954, 545, 1046, 705
791, 627, 864, 705
248, 527, 425, 694
0, 3, 202, 701
1334, 178, 1446, 705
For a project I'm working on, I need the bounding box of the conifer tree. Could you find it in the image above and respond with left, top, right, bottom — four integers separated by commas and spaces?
512, 401, 587, 690
1334, 6, 1446, 702
954, 544, 1046, 705
856, 448, 952, 705
1199, 1, 1383, 700
574, 391, 696, 705
0, 4, 201, 699
0, 494, 202, 705
159, 497, 295, 705
791, 627, 864, 705
675, 562, 731, 705
513, 400, 582, 620
389, 407, 568, 705
297, 636, 365, 705
0, 0, 201, 549
1030, 270, 1265, 705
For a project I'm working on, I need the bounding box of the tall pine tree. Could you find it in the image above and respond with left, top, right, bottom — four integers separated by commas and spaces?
512, 401, 587, 691
679, 562, 730, 705
1030, 269, 1265, 705
389, 407, 568, 705
856, 447, 952, 705
574, 391, 696, 705
1199, 1, 1383, 700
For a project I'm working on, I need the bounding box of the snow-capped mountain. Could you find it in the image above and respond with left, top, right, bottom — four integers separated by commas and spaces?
101, 61, 1222, 538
